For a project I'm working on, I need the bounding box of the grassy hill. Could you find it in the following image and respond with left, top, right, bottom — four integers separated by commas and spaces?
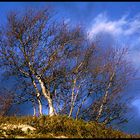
0, 115, 138, 138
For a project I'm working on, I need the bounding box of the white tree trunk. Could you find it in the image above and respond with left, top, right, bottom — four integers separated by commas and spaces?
36, 75, 56, 116
68, 78, 77, 117
95, 92, 108, 121
96, 72, 115, 121
31, 100, 37, 116
27, 62, 43, 116
32, 79, 43, 116
38, 97, 43, 116
33, 105, 36, 116
28, 62, 56, 116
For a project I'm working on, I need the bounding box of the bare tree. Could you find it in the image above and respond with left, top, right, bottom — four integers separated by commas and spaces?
76, 46, 134, 125
0, 88, 14, 116
0, 7, 84, 116
48, 38, 134, 126
0, 6, 134, 124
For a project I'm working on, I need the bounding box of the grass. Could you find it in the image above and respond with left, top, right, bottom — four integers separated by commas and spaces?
0, 115, 138, 138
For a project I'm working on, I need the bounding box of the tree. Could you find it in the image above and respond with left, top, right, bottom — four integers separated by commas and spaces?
0, 6, 134, 125
0, 88, 14, 116
0, 7, 84, 116
75, 45, 134, 125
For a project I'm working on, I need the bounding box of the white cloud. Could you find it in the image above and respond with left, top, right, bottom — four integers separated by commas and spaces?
88, 12, 140, 39
88, 13, 140, 67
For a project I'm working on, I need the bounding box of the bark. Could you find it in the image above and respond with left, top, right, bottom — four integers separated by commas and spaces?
95, 72, 115, 121
36, 75, 56, 116
38, 97, 43, 116
68, 78, 77, 117
31, 99, 37, 116
19, 67, 43, 116
32, 79, 43, 116
28, 62, 55, 116
33, 105, 36, 116
68, 61, 84, 117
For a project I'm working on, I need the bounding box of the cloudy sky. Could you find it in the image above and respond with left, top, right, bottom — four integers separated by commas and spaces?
1, 2, 140, 134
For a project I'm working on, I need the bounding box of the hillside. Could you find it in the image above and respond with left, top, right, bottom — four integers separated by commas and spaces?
0, 115, 138, 138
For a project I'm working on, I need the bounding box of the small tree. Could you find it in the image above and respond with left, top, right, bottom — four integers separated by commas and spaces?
0, 88, 14, 116
76, 46, 134, 125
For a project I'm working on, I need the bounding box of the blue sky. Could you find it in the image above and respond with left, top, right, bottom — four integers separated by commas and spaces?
1, 2, 140, 134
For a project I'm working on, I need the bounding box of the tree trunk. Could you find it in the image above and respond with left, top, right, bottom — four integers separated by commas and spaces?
32, 78, 43, 116
33, 106, 36, 116
38, 97, 43, 116
36, 75, 56, 116
68, 78, 77, 117
28, 62, 56, 116
31, 99, 37, 116
95, 92, 108, 121
96, 72, 115, 121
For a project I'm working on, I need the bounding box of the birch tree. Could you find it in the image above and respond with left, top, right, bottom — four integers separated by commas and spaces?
78, 46, 134, 125
0, 7, 83, 116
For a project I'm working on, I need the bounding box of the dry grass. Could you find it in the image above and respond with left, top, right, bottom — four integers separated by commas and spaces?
0, 115, 138, 138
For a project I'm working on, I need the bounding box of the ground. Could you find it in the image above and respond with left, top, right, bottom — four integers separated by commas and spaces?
0, 115, 138, 138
